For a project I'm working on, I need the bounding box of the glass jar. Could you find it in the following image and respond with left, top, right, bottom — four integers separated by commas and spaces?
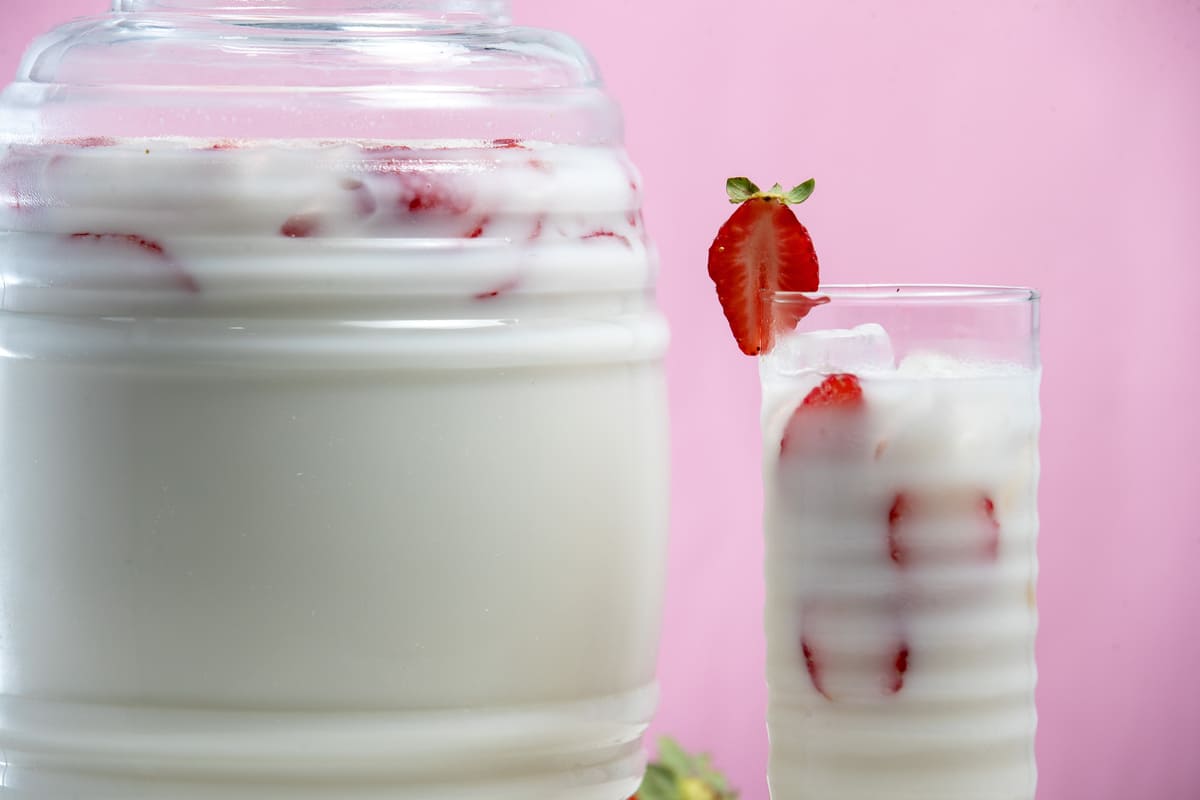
0, 3, 669, 798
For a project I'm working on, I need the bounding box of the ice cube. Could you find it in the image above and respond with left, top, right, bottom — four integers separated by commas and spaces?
766, 323, 896, 376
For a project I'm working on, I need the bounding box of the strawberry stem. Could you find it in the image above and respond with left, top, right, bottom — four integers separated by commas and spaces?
725, 176, 816, 205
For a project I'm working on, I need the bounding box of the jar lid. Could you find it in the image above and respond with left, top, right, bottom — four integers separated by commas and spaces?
1, 1, 621, 144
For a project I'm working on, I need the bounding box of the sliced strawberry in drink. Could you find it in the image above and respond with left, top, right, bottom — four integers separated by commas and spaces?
887, 642, 910, 695
779, 373, 865, 456
582, 229, 633, 248
68, 233, 199, 292
280, 213, 320, 238
980, 495, 1001, 560
527, 215, 546, 241
800, 637, 830, 700
394, 173, 469, 216
360, 143, 414, 155
361, 151, 450, 204
474, 276, 520, 301
71, 232, 166, 256
796, 373, 863, 410
622, 160, 640, 194
799, 597, 911, 702
887, 492, 911, 566
465, 216, 491, 239
707, 178, 820, 356
884, 488, 1004, 565
404, 183, 452, 213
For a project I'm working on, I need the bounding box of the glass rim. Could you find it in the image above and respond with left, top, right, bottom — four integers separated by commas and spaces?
771, 284, 1040, 303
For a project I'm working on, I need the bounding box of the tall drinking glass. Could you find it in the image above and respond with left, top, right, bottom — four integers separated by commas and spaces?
760, 286, 1040, 799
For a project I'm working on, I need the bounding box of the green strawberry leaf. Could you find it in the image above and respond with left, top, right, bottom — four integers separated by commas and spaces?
727, 177, 816, 206
726, 177, 761, 203
697, 757, 731, 794
637, 736, 739, 800
656, 736, 694, 779
637, 763, 678, 800
785, 179, 816, 204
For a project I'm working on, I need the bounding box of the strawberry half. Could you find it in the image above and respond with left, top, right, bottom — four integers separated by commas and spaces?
707, 177, 821, 355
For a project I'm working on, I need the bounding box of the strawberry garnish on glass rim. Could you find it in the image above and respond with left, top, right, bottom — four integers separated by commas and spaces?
707, 177, 826, 356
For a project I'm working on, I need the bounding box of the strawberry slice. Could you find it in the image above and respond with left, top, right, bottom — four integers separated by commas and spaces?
800, 598, 911, 701
707, 177, 821, 355
886, 489, 1003, 566
800, 636, 830, 700
796, 372, 863, 410
779, 373, 865, 455
887, 492, 911, 566
980, 495, 1001, 561
280, 213, 320, 238
887, 642, 911, 695
68, 232, 199, 292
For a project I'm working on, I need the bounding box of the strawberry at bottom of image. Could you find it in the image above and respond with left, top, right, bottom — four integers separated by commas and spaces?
632, 737, 738, 800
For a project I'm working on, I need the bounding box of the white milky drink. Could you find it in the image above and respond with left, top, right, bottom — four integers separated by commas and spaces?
759, 292, 1041, 800
0, 136, 668, 799
1, 2, 671, 795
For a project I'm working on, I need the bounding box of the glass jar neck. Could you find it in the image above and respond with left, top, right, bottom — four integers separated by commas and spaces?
112, 0, 511, 18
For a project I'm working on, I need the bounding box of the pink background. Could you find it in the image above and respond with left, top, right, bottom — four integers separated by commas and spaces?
4, 1, 1199, 797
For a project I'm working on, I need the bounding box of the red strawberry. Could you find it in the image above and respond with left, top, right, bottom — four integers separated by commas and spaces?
280, 213, 320, 238
800, 602, 910, 701
887, 643, 910, 694
527, 215, 545, 241
779, 373, 865, 454
980, 495, 1001, 560
474, 276, 519, 300
68, 232, 199, 292
798, 373, 863, 410
801, 637, 830, 700
707, 177, 821, 355
582, 229, 633, 248
465, 216, 490, 239
886, 489, 1003, 565
402, 179, 461, 213
887, 492, 910, 566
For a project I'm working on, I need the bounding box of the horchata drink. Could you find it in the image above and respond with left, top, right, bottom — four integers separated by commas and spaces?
706, 180, 1040, 798
0, 4, 668, 799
